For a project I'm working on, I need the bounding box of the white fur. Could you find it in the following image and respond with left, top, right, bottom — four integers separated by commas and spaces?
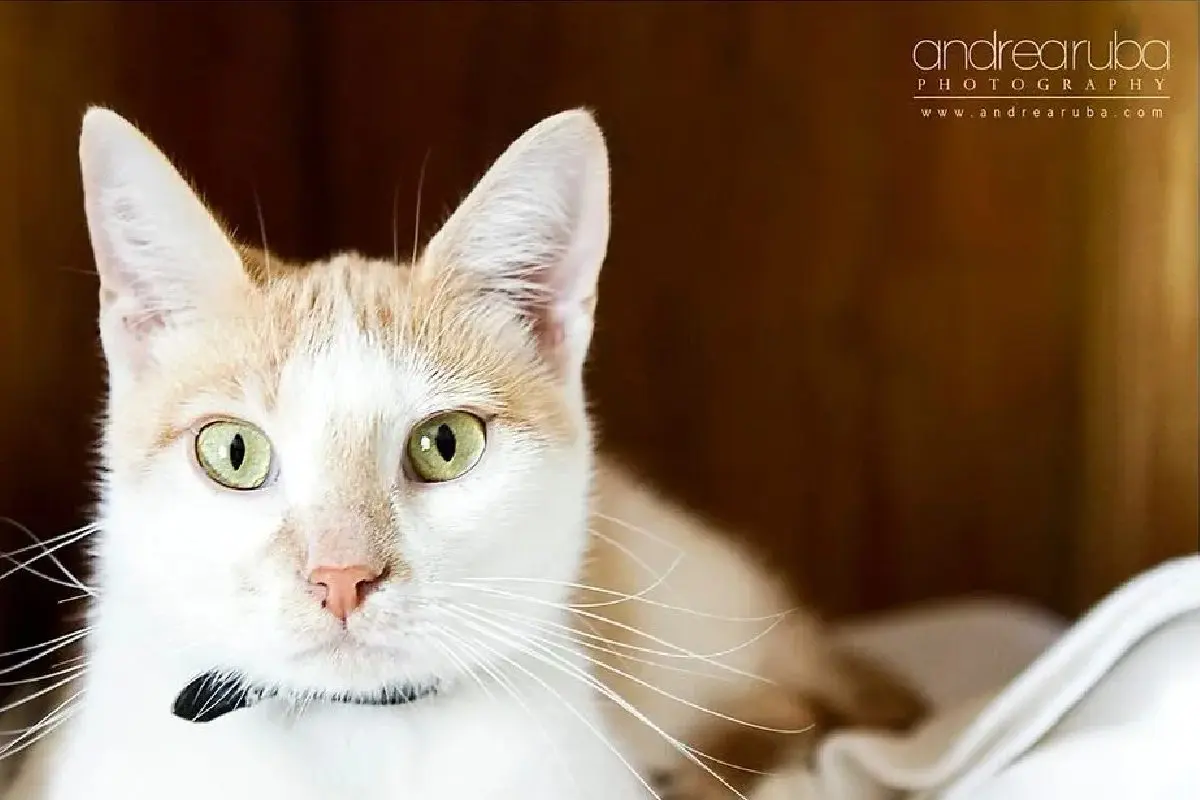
14, 108, 648, 800
0, 109, 887, 800
422, 109, 610, 379
589, 463, 829, 775
80, 108, 253, 398
5, 460, 839, 800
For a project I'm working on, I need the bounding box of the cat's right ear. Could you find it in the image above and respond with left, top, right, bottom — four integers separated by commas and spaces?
79, 108, 250, 385
420, 109, 610, 380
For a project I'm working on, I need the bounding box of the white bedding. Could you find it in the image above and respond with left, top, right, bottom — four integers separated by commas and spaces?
761, 555, 1200, 799
6, 558, 1199, 798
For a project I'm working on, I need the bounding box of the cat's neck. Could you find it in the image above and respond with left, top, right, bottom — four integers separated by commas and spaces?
82, 584, 593, 723
62, 614, 631, 800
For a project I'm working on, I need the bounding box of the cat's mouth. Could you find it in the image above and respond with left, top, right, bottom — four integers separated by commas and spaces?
171, 670, 441, 724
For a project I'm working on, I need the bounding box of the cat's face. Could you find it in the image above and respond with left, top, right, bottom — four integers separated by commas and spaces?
80, 109, 610, 698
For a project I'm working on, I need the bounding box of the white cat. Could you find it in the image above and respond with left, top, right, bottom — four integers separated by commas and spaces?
0, 108, 923, 800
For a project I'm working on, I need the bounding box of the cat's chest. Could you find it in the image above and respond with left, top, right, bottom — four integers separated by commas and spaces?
264, 700, 546, 796
54, 688, 617, 800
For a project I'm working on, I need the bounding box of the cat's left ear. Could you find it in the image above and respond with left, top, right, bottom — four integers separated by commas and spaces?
421, 109, 610, 376
79, 108, 251, 388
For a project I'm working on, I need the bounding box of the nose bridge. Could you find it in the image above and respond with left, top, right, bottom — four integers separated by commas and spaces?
302, 484, 394, 572
298, 424, 395, 567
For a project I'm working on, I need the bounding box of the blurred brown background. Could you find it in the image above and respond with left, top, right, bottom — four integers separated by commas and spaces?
0, 1, 1196, 668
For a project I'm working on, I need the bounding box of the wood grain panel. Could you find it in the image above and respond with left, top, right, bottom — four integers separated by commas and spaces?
311, 1, 1118, 615
311, 2, 877, 612
1, 3, 1191, 677
0, 1, 311, 666
866, 0, 1099, 612
1076, 0, 1199, 611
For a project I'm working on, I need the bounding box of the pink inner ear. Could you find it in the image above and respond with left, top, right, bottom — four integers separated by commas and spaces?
99, 284, 120, 309
525, 294, 577, 373
123, 310, 168, 342
532, 306, 564, 349
526, 293, 600, 379
101, 283, 167, 344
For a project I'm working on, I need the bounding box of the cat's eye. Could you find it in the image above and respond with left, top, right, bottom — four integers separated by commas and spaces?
194, 420, 274, 491
406, 411, 486, 483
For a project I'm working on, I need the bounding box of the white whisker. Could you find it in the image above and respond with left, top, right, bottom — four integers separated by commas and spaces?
0, 628, 90, 662
437, 606, 661, 800
0, 667, 87, 718
441, 583, 775, 684
252, 190, 274, 283
0, 523, 98, 560
456, 574, 790, 622
411, 148, 432, 265
429, 633, 493, 702
464, 604, 809, 736
0, 526, 97, 587
434, 629, 591, 800
0, 688, 83, 762
0, 539, 86, 594
683, 742, 772, 777
0, 660, 89, 689
591, 511, 681, 551
478, 604, 738, 684
0, 629, 90, 678
587, 525, 678, 584
445, 605, 749, 800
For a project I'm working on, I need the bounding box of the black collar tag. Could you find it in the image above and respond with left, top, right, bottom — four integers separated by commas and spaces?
171, 672, 258, 723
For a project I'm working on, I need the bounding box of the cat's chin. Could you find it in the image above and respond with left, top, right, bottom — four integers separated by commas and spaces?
290, 641, 416, 676
254, 631, 447, 699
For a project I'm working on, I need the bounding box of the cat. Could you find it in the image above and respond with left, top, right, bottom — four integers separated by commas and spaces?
0, 107, 925, 800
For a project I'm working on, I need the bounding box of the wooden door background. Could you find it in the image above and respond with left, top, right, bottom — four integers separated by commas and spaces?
0, 1, 1195, 668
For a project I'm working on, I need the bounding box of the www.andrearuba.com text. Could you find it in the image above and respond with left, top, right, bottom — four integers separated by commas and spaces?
920, 105, 1166, 120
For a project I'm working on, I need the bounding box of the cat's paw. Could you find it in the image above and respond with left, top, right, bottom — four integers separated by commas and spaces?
825, 647, 929, 733
649, 759, 819, 800
647, 765, 730, 800
644, 725, 815, 800
648, 761, 789, 800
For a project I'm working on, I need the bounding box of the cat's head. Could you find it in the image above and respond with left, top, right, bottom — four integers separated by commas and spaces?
80, 108, 610, 701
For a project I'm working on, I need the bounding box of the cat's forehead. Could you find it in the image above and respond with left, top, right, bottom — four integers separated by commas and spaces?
248, 250, 414, 346
126, 251, 574, 460
252, 253, 536, 406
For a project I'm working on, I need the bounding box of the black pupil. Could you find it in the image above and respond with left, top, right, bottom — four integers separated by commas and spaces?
229, 433, 246, 471
434, 423, 457, 463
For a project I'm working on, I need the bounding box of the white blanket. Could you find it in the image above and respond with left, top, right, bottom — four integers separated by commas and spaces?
759, 555, 1200, 799
6, 558, 1199, 798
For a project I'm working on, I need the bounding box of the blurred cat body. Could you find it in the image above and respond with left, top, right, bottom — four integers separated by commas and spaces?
1, 108, 923, 800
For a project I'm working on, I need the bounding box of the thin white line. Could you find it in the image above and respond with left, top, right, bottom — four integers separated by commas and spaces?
913, 95, 1171, 101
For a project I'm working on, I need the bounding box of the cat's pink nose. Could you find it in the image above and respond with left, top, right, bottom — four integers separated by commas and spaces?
308, 565, 383, 622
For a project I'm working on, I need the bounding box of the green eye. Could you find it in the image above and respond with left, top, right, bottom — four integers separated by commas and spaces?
194, 420, 273, 490
406, 411, 486, 483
